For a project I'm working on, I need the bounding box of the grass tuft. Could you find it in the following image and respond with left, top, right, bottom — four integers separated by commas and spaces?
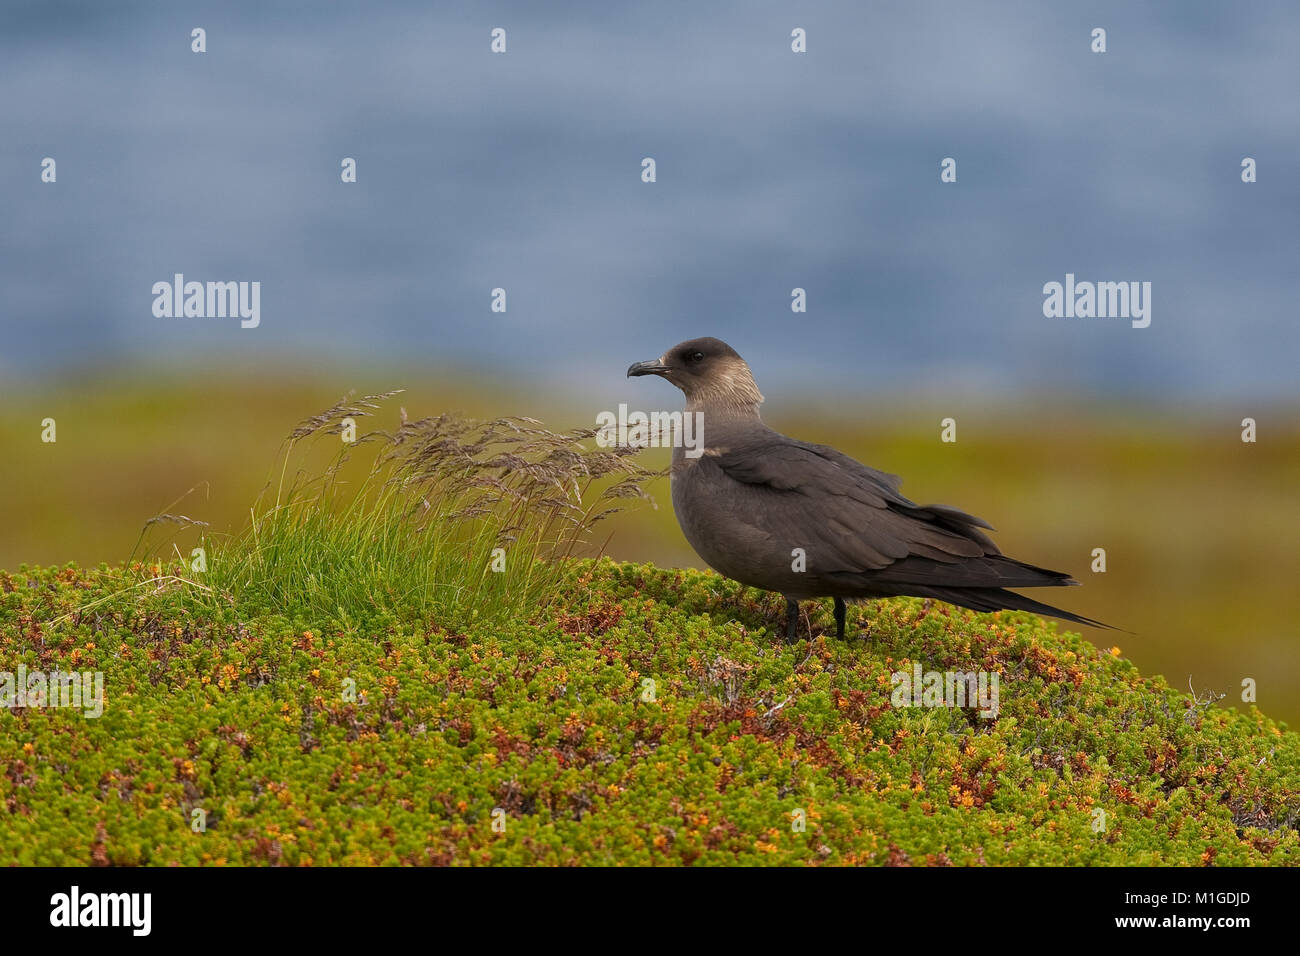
135, 392, 657, 628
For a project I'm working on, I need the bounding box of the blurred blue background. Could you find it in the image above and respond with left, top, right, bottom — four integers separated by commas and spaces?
2, 0, 1297, 401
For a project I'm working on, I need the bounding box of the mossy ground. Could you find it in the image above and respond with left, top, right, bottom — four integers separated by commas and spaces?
1, 558, 1297, 865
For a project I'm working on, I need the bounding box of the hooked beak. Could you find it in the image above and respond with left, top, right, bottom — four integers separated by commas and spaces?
627, 359, 670, 378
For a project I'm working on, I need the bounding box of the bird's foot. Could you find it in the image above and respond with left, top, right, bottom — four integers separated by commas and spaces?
833, 596, 847, 640
784, 598, 800, 643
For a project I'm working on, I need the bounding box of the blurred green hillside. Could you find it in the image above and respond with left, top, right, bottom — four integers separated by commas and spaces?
1, 363, 1296, 724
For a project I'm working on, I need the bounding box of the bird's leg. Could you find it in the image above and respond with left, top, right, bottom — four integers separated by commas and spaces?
785, 598, 800, 643
833, 596, 846, 639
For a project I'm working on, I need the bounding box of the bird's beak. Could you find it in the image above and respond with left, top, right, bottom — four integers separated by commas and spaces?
627, 359, 670, 378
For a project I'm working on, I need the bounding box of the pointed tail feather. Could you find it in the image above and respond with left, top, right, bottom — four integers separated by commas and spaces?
917, 586, 1117, 630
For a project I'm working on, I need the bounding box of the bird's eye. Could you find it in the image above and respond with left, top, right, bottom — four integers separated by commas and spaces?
687, 351, 705, 363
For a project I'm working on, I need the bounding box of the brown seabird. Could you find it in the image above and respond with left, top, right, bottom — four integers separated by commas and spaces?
628, 337, 1108, 641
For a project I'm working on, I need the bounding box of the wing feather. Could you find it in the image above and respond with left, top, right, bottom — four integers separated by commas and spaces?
706, 436, 1039, 586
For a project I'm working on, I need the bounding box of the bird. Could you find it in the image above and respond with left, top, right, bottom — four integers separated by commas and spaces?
627, 336, 1109, 641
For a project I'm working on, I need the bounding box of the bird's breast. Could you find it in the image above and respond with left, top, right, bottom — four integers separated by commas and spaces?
669, 459, 821, 598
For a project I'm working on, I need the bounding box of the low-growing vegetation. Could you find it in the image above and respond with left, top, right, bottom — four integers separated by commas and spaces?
3, 400, 1296, 865
1, 558, 1297, 865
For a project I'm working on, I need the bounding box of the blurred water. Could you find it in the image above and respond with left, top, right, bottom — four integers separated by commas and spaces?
2, 0, 1298, 399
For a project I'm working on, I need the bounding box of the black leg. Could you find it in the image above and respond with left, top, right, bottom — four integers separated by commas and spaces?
833, 596, 846, 639
785, 598, 799, 643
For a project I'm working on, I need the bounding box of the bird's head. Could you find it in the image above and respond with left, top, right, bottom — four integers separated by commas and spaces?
627, 337, 764, 409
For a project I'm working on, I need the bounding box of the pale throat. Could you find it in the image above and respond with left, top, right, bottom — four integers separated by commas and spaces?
684, 361, 764, 414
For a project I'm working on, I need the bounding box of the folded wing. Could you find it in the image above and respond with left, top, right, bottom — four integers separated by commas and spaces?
706, 436, 1076, 590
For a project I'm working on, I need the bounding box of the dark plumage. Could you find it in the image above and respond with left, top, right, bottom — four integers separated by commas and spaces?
628, 337, 1109, 641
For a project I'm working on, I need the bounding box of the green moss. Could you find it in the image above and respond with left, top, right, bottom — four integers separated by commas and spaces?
0, 558, 1296, 865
